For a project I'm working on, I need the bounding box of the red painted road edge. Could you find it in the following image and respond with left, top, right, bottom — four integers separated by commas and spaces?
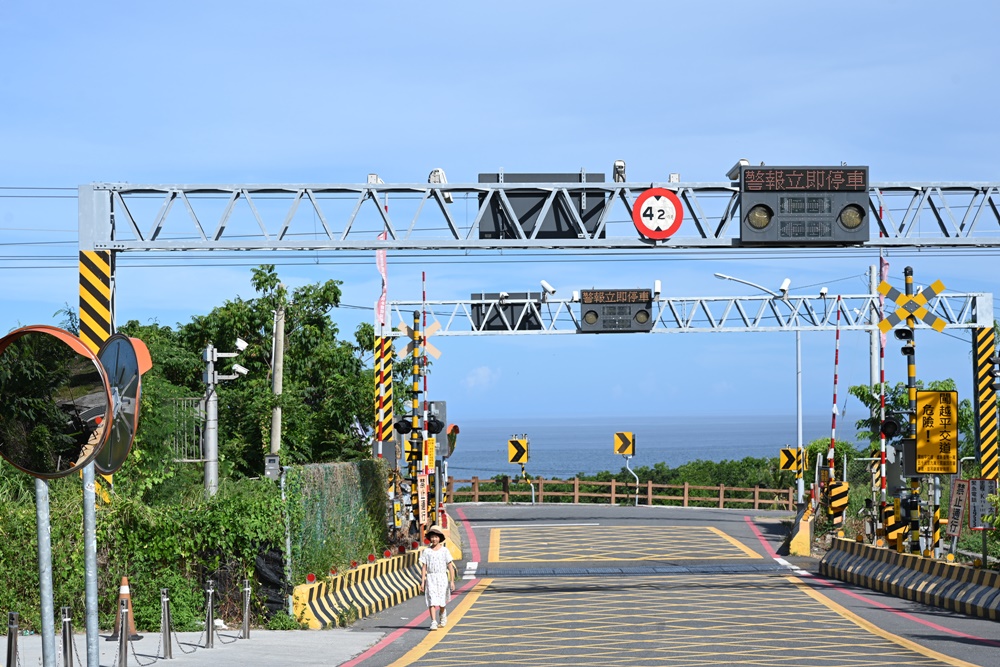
743, 515, 1000, 648
341, 512, 480, 667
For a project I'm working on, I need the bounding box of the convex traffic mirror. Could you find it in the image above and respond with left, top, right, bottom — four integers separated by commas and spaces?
0, 326, 150, 479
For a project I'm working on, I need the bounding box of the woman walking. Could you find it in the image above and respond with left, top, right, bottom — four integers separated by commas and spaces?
419, 525, 456, 630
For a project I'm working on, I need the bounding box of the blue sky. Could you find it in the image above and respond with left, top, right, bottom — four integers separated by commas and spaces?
2, 1, 999, 432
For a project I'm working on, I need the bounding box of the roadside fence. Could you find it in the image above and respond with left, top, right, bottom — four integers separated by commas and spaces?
447, 477, 794, 511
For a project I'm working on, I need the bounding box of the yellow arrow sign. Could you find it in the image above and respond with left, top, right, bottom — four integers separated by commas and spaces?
779, 447, 800, 471
508, 438, 528, 464
615, 432, 634, 456
878, 279, 947, 333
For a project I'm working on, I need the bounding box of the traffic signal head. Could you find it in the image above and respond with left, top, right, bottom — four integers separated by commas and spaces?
738, 166, 869, 246
393, 419, 412, 434
880, 414, 904, 439
426, 415, 444, 435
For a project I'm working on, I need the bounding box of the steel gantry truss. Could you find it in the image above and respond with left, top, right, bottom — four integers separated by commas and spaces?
78, 180, 1000, 251
386, 292, 993, 336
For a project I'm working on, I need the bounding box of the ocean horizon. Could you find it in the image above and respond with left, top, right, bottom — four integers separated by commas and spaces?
439, 414, 863, 480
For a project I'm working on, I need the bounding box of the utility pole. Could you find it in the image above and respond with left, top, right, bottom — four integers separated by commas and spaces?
204, 344, 218, 496
270, 303, 286, 455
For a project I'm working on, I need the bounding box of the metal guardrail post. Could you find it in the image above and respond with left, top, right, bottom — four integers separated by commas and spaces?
61, 607, 73, 667
161, 589, 172, 660
205, 580, 215, 649
117, 598, 129, 667
6, 612, 18, 667
241, 579, 251, 639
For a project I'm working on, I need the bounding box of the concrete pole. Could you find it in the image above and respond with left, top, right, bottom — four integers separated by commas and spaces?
204, 344, 219, 496
35, 478, 56, 667
270, 305, 285, 455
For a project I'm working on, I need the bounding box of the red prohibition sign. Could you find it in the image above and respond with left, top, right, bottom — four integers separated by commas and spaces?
631, 188, 684, 240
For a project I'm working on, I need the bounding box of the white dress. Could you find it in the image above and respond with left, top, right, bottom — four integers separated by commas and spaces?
419, 545, 453, 607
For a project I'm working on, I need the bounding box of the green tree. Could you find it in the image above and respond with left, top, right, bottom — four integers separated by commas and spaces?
849, 379, 974, 460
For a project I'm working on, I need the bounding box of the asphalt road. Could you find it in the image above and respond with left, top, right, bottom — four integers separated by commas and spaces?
350, 503, 1000, 667
10, 503, 1000, 666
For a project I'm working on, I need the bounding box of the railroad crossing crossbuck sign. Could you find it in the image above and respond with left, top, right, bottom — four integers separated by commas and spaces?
615, 432, 634, 456
878, 279, 947, 333
397, 321, 442, 359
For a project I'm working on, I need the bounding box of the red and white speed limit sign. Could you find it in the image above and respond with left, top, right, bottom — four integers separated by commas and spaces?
631, 188, 683, 240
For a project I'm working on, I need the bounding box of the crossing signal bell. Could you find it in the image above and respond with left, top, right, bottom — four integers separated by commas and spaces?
739, 165, 869, 246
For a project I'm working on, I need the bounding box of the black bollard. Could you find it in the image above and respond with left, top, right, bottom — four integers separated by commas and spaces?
6, 612, 18, 667
160, 589, 172, 660
61, 607, 73, 667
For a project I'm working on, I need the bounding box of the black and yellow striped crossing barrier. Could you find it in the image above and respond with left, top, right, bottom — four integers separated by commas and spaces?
820, 538, 1000, 620
292, 551, 422, 628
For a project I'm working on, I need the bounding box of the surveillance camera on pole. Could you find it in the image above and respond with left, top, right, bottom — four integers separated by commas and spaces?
540, 280, 556, 295
428, 168, 453, 204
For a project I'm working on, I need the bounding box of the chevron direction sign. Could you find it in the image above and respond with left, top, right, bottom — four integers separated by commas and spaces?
780, 447, 801, 471
508, 438, 528, 464
878, 279, 947, 333
615, 432, 635, 456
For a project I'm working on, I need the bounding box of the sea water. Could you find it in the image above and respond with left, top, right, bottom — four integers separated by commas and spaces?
441, 414, 861, 480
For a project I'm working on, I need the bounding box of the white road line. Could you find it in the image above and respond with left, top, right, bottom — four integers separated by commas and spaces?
463, 562, 478, 579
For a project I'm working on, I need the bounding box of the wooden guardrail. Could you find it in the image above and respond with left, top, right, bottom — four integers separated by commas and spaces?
446, 477, 794, 510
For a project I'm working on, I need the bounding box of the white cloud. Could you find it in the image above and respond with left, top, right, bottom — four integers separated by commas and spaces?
463, 366, 500, 391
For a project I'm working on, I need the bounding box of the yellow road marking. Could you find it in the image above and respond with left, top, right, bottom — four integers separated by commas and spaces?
789, 576, 979, 667
707, 526, 762, 559
488, 528, 500, 562
387, 578, 493, 667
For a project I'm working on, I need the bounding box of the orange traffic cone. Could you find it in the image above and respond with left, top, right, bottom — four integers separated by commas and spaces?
107, 576, 141, 641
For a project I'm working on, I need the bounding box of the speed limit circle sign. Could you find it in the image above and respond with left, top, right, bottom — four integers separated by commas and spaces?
631, 188, 683, 240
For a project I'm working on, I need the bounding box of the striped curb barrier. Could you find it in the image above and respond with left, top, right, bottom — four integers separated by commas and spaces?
292, 551, 422, 629
819, 538, 1000, 620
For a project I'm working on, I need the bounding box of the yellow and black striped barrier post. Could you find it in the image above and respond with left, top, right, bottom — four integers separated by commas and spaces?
79, 250, 114, 499
973, 327, 999, 480
408, 311, 422, 534
827, 480, 849, 531
903, 268, 922, 555
374, 334, 394, 455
